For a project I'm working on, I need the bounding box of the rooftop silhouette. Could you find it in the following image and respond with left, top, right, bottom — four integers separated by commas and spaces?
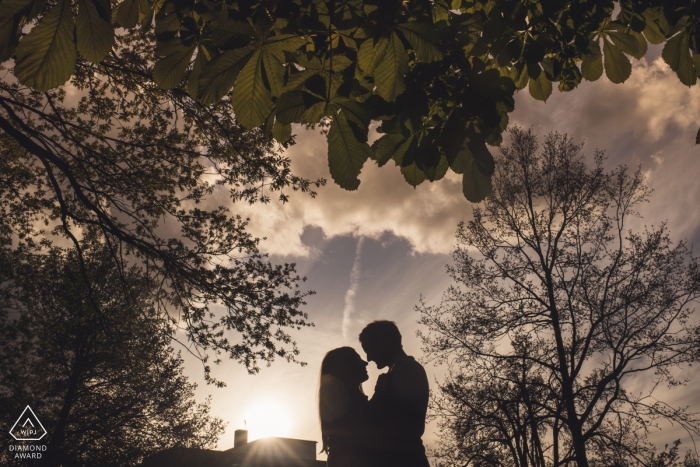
140, 429, 325, 467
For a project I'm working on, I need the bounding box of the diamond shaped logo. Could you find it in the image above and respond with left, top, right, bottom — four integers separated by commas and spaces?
9, 406, 47, 441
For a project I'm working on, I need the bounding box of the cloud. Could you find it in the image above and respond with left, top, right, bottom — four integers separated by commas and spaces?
341, 236, 365, 338
510, 56, 700, 243
510, 56, 700, 156
228, 126, 472, 257
226, 55, 700, 260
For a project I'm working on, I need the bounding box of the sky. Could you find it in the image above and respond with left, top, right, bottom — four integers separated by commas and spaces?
180, 50, 700, 459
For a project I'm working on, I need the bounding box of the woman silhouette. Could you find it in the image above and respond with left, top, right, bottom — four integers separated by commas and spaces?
318, 347, 373, 467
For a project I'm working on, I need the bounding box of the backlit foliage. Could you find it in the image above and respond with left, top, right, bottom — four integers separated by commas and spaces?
3, 0, 700, 200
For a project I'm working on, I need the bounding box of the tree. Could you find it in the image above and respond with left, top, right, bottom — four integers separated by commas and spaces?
0, 24, 323, 381
428, 356, 555, 467
645, 441, 700, 467
419, 128, 700, 467
3, 0, 699, 200
0, 240, 226, 467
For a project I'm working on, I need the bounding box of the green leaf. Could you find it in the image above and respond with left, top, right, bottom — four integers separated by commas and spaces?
94, 0, 112, 22
187, 46, 207, 99
283, 69, 317, 92
397, 22, 443, 62
509, 62, 529, 89
0, 25, 16, 62
392, 136, 417, 167
663, 32, 696, 86
232, 48, 273, 128
432, 0, 450, 24
329, 55, 353, 72
155, 38, 184, 57
0, 0, 36, 61
296, 54, 324, 70
262, 34, 307, 53
300, 101, 327, 124
262, 110, 275, 139
540, 57, 557, 80
643, 23, 666, 45
153, 44, 196, 90
0, 0, 35, 17
528, 68, 552, 101
581, 40, 603, 81
260, 35, 307, 97
642, 7, 670, 45
629, 12, 646, 33
272, 120, 292, 143
527, 61, 542, 79
467, 136, 495, 176
603, 38, 631, 84
137, 0, 152, 27
275, 91, 326, 125
631, 31, 648, 59
261, 46, 285, 97
450, 148, 470, 174
693, 52, 700, 79
357, 35, 389, 74
608, 31, 639, 57
197, 45, 256, 104
154, 11, 180, 38
333, 99, 370, 129
115, 0, 141, 29
463, 158, 492, 202
371, 133, 403, 167
327, 112, 371, 190
275, 91, 309, 124
14, 0, 77, 91
209, 18, 255, 44
401, 162, 426, 187
374, 32, 409, 102
76, 0, 114, 62
424, 155, 449, 182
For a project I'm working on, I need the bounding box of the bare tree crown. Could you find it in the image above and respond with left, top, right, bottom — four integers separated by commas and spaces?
420, 128, 700, 467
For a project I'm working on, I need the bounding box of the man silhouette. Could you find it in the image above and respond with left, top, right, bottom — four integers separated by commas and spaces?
359, 320, 430, 467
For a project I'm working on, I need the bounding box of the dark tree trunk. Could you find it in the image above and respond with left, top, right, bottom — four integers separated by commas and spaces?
40, 338, 85, 467
566, 413, 589, 467
553, 418, 560, 467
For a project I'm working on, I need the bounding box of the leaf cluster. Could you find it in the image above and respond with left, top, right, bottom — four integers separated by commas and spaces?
4, 0, 700, 200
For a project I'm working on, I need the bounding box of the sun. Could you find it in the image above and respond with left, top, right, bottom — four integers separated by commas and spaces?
242, 400, 293, 441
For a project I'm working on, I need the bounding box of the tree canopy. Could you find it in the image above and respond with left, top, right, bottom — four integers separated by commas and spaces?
0, 25, 322, 383
420, 128, 700, 467
2, 0, 699, 201
0, 240, 225, 467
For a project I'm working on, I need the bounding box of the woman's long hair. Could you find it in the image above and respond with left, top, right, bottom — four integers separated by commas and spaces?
318, 347, 366, 454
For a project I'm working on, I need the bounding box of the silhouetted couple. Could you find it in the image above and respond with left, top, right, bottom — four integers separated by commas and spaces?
318, 321, 430, 467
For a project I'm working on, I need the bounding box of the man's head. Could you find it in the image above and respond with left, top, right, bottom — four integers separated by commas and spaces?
359, 320, 402, 369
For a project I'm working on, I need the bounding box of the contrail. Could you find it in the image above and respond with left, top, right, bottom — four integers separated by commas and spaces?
342, 236, 365, 339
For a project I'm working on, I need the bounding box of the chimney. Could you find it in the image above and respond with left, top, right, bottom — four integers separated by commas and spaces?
234, 429, 248, 448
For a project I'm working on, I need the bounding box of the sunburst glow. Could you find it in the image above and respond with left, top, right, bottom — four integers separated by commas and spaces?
242, 400, 293, 441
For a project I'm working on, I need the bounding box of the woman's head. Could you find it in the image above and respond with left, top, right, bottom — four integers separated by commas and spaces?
320, 346, 369, 386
